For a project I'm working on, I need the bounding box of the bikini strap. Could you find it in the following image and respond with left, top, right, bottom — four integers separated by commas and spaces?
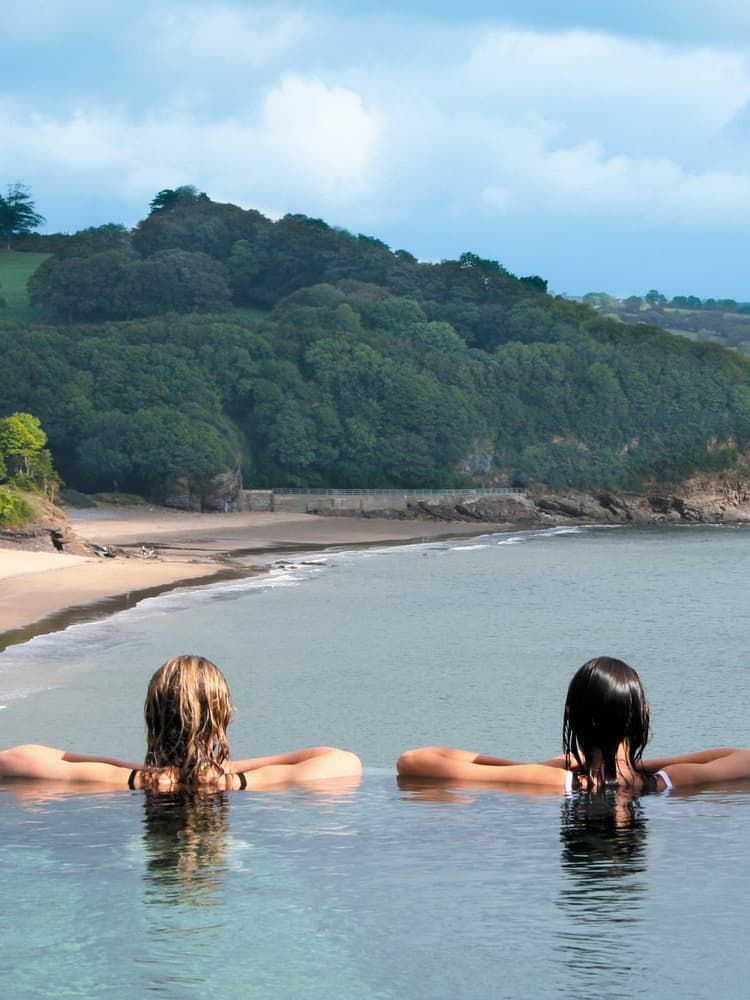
654, 768, 673, 791
565, 770, 580, 793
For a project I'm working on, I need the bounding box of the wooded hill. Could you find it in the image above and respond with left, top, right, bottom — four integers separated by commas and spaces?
582, 290, 750, 355
2, 187, 750, 502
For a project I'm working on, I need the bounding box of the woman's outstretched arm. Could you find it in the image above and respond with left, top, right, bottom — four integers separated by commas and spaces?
657, 748, 750, 789
642, 747, 741, 771
62, 750, 142, 769
231, 746, 362, 788
0, 744, 135, 784
397, 746, 568, 788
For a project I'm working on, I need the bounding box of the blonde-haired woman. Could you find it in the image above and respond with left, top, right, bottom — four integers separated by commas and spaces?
0, 654, 361, 790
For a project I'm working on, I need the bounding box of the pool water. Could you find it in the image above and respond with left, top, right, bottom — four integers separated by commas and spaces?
3, 772, 749, 999
3, 525, 750, 997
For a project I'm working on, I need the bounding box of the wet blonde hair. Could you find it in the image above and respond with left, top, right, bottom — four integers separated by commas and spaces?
143, 655, 233, 789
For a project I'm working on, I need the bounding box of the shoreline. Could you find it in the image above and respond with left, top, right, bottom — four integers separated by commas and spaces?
0, 508, 513, 651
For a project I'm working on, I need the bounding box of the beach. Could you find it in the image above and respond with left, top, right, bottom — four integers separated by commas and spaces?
0, 506, 507, 645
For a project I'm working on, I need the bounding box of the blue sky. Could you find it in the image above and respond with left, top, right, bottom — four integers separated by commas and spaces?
3, 0, 750, 297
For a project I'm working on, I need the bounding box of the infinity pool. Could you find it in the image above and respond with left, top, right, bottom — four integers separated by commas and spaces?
3, 772, 749, 999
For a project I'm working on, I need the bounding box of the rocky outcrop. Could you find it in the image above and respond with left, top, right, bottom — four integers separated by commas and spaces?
0, 496, 89, 554
456, 493, 543, 524
671, 473, 750, 523
310, 472, 750, 527
164, 468, 243, 512
525, 479, 750, 526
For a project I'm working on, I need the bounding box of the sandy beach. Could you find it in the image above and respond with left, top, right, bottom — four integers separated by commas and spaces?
0, 507, 506, 646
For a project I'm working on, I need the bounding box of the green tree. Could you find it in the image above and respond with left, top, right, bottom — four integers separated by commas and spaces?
136, 192, 267, 259
28, 248, 136, 320
0, 412, 47, 476
56, 223, 130, 258
127, 250, 232, 315
670, 295, 703, 310
0, 411, 60, 498
266, 400, 317, 477
458, 251, 508, 274
29, 247, 232, 320
583, 292, 617, 309
519, 275, 548, 293
0, 183, 45, 248
148, 186, 209, 214
623, 296, 643, 312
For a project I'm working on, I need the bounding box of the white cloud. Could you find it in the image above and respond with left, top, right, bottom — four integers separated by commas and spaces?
0, 103, 122, 175
480, 134, 750, 224
4, 6, 750, 295
257, 76, 381, 198
152, 3, 310, 68
361, 25, 750, 228
466, 28, 750, 138
0, 75, 382, 215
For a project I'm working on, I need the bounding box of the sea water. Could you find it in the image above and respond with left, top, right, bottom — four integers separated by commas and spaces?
2, 524, 748, 759
1, 525, 750, 998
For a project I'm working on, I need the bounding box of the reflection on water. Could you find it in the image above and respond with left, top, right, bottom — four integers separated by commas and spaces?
137, 791, 249, 997
2, 777, 750, 998
556, 792, 649, 994
141, 791, 230, 907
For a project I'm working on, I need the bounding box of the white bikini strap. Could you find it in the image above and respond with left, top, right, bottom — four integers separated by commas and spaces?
655, 768, 673, 791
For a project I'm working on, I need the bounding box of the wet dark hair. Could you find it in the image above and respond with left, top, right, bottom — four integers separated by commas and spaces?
563, 657, 650, 789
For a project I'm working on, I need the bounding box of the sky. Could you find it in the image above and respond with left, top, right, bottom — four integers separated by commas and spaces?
2, 0, 750, 298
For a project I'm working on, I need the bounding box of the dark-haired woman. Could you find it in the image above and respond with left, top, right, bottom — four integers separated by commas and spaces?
397, 656, 750, 792
0, 655, 362, 791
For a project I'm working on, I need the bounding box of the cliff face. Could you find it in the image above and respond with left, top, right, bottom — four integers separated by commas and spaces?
450, 474, 750, 526
0, 495, 89, 554
673, 472, 750, 522
163, 469, 243, 512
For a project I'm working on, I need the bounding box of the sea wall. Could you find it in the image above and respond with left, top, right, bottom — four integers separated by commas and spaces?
235, 489, 525, 515
169, 470, 750, 524
300, 473, 750, 526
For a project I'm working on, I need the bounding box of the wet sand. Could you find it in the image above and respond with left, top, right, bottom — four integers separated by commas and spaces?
0, 507, 507, 646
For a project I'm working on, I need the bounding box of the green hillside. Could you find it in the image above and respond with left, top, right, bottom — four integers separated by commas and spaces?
583, 292, 750, 355
2, 190, 750, 501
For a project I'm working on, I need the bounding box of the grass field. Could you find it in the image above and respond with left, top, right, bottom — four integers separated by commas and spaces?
0, 251, 49, 323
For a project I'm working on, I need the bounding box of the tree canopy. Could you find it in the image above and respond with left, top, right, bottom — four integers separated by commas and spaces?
0, 411, 60, 501
5, 190, 750, 498
148, 186, 209, 214
0, 184, 45, 248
